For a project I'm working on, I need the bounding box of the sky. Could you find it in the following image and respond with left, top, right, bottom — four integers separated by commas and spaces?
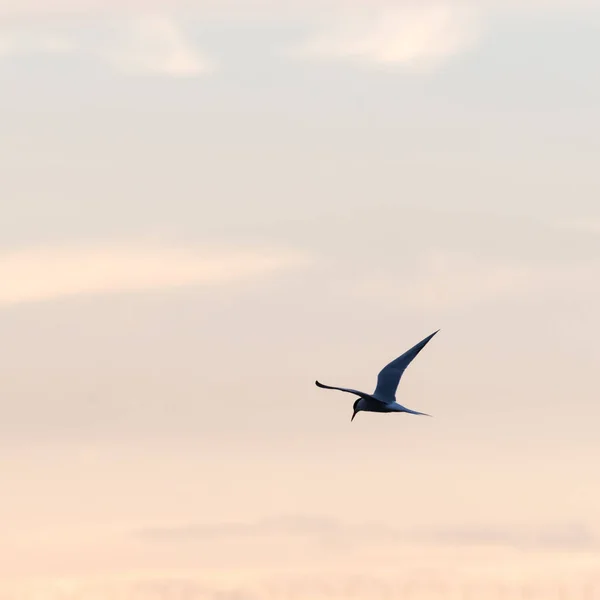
1, 1, 600, 598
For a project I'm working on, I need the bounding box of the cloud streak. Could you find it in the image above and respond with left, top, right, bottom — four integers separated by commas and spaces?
138, 514, 599, 552
1, 0, 599, 19
6, 571, 600, 600
418, 522, 598, 551
3, 517, 599, 600
2, 0, 599, 73
139, 515, 344, 543
293, 3, 480, 71
102, 15, 215, 76
0, 13, 214, 77
0, 25, 72, 57
0, 242, 309, 308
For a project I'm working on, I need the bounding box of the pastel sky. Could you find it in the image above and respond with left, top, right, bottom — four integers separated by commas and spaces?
1, 1, 600, 598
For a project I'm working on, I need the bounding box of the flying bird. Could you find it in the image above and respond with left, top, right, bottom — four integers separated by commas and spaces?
315, 330, 439, 421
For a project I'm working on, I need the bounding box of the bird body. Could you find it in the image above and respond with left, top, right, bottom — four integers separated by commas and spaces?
315, 330, 439, 421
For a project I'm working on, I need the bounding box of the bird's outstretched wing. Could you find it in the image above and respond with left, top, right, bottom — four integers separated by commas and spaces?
372, 330, 439, 402
315, 381, 370, 398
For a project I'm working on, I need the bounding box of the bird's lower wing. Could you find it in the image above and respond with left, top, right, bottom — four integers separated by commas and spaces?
373, 330, 440, 401
315, 381, 370, 398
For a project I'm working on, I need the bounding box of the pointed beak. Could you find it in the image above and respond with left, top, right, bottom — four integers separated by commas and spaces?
351, 410, 357, 422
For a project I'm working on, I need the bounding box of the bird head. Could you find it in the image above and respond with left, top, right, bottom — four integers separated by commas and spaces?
351, 399, 361, 422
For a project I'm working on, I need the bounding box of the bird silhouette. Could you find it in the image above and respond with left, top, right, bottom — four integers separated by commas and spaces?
316, 330, 439, 421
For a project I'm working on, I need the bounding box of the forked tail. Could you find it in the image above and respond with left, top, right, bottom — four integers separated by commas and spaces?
403, 407, 432, 417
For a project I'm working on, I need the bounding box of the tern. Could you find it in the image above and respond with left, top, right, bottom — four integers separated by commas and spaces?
315, 330, 439, 421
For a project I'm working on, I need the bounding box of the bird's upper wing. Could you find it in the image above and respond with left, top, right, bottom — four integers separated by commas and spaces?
372, 330, 439, 402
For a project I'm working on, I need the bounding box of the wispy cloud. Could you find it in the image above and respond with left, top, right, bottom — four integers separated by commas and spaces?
139, 515, 344, 543
0, 13, 214, 77
0, 242, 309, 308
102, 15, 215, 76
138, 514, 599, 552
7, 570, 600, 600
4, 517, 599, 599
2, 1, 599, 73
292, 3, 480, 71
2, 0, 598, 19
418, 522, 598, 551
0, 25, 73, 58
